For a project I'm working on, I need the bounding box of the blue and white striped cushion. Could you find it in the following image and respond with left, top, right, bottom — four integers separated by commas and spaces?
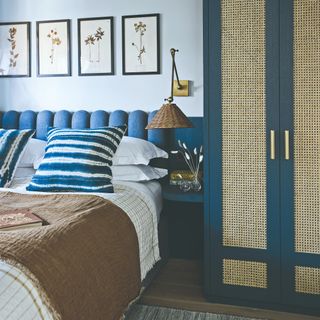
27, 126, 127, 193
0, 129, 34, 188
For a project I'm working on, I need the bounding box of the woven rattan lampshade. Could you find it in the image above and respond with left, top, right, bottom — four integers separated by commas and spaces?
146, 48, 193, 129
146, 103, 193, 129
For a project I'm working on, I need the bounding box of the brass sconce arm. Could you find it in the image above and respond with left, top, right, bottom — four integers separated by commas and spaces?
166, 48, 183, 103
145, 48, 192, 129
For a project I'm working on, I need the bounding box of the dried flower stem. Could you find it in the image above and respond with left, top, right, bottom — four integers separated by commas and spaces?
174, 140, 204, 179
132, 21, 146, 64
8, 27, 19, 68
84, 27, 105, 63
47, 29, 61, 64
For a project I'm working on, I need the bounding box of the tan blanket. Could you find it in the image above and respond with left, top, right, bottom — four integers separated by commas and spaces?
0, 192, 141, 320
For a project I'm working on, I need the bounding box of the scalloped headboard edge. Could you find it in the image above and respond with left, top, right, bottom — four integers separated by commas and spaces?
0, 109, 169, 150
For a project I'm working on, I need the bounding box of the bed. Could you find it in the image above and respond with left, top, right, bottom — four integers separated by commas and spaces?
0, 109, 168, 320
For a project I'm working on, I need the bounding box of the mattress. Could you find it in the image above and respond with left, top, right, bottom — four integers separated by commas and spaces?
0, 178, 162, 320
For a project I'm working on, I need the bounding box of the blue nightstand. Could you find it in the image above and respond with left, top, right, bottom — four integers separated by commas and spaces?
162, 183, 204, 259
162, 184, 204, 203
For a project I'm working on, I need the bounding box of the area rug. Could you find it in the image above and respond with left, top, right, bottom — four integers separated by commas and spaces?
125, 304, 264, 320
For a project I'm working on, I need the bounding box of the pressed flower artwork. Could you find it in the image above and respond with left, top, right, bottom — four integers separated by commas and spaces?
47, 29, 62, 64
37, 20, 71, 77
78, 17, 114, 76
132, 21, 146, 64
122, 14, 160, 75
8, 27, 19, 68
0, 22, 30, 77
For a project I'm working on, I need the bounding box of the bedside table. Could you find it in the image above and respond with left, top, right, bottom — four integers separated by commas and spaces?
162, 183, 204, 260
162, 184, 204, 203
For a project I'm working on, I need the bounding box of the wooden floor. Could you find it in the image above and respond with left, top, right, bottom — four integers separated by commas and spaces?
140, 259, 320, 320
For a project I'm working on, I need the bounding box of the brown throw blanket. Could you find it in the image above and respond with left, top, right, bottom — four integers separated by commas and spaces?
0, 192, 141, 320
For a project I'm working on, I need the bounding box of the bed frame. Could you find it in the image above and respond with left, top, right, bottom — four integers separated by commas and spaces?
0, 109, 169, 150
0, 108, 170, 280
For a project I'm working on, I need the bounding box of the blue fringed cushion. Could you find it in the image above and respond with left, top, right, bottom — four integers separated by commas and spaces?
27, 126, 127, 193
0, 129, 34, 187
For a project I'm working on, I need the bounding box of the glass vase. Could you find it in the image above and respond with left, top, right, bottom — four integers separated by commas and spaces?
191, 175, 202, 192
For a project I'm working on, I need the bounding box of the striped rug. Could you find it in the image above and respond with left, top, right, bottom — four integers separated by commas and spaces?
126, 304, 263, 320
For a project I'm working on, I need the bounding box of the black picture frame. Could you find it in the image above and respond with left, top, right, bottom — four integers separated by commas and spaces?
0, 21, 31, 78
78, 16, 114, 76
122, 13, 160, 75
36, 19, 71, 77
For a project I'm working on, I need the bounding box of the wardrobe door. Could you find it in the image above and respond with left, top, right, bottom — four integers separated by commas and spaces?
280, 0, 320, 311
204, 0, 281, 303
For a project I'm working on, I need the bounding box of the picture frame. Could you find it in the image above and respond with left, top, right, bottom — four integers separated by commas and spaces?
78, 17, 114, 76
37, 19, 71, 77
122, 13, 160, 75
0, 21, 31, 77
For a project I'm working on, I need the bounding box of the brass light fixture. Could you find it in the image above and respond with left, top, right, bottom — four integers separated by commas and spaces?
146, 48, 193, 129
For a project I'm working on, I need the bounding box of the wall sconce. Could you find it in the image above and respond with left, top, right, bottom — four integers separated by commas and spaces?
146, 48, 193, 129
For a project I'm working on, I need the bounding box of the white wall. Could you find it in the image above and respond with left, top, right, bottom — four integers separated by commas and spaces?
0, 0, 203, 116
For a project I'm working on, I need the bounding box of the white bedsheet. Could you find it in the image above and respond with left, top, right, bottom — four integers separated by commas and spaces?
0, 179, 162, 320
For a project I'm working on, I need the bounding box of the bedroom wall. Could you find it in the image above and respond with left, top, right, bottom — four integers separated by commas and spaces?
0, 0, 203, 116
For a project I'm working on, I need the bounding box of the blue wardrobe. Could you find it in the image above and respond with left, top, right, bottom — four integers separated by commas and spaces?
204, 0, 320, 315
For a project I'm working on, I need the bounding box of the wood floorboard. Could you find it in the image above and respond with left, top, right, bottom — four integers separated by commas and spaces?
140, 259, 320, 320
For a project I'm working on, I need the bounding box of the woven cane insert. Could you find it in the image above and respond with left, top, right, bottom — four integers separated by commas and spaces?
221, 0, 267, 249
223, 259, 267, 288
294, 0, 320, 254
295, 266, 320, 295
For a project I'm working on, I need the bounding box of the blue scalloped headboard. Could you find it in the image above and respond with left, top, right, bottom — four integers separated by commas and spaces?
0, 109, 169, 150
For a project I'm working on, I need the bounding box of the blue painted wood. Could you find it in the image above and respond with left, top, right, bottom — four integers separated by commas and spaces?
265, 0, 281, 302
162, 184, 203, 203
204, 0, 285, 306
203, 0, 214, 296
204, 0, 320, 314
204, 0, 223, 299
279, 0, 296, 308
171, 117, 203, 151
280, 0, 320, 310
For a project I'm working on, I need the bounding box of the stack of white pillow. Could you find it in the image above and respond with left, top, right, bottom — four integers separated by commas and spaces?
15, 136, 168, 182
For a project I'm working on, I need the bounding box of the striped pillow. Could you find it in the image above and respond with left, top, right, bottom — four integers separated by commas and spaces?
0, 129, 34, 188
27, 126, 126, 193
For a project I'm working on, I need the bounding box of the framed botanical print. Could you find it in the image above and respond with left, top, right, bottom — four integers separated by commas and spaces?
0, 22, 31, 77
78, 17, 114, 76
37, 19, 71, 77
122, 14, 160, 75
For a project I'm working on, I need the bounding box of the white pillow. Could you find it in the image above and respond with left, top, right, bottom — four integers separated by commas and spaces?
113, 136, 168, 165
112, 165, 167, 181
14, 167, 36, 179
19, 138, 47, 168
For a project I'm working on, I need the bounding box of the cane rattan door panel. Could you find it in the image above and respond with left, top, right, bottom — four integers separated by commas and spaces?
293, 0, 320, 256
205, 0, 320, 312
295, 266, 320, 295
221, 0, 267, 250
223, 259, 267, 289
289, 0, 320, 300
215, 0, 280, 302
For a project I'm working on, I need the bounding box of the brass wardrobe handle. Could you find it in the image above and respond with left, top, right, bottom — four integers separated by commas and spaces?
285, 130, 290, 160
270, 130, 276, 160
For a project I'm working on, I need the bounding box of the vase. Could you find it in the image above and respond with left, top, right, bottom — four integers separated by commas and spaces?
191, 175, 202, 192
180, 180, 192, 192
